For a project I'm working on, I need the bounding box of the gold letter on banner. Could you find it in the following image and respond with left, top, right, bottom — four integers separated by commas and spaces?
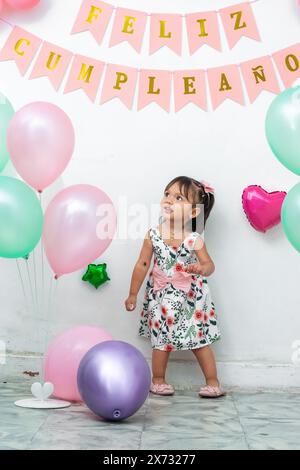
114, 72, 128, 90
14, 38, 31, 56
147, 76, 160, 94
159, 21, 172, 38
46, 52, 62, 71
86, 6, 102, 24
77, 64, 94, 83
122, 16, 136, 34
219, 73, 232, 91
230, 11, 247, 30
196, 19, 208, 38
252, 65, 266, 84
183, 77, 196, 95
285, 54, 299, 72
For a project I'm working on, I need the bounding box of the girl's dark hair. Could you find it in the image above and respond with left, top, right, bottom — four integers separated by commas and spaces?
164, 176, 215, 232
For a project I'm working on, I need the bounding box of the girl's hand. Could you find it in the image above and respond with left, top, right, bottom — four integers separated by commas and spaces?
186, 263, 213, 276
125, 295, 137, 312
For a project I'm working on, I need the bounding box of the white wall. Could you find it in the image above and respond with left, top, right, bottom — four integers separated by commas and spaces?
1, 0, 300, 381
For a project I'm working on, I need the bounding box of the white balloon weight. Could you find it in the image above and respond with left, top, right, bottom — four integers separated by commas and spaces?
15, 382, 71, 409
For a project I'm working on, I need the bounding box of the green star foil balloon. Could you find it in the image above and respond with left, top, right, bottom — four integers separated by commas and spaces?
82, 263, 110, 289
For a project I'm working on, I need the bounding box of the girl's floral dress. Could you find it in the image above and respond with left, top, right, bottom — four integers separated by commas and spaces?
139, 227, 221, 351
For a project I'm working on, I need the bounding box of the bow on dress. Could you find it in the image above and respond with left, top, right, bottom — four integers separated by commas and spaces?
152, 264, 193, 294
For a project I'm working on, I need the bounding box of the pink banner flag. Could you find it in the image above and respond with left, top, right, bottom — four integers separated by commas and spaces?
272, 44, 300, 88
173, 70, 207, 112
100, 63, 138, 109
138, 69, 172, 112
207, 65, 244, 109
0, 26, 42, 75
219, 2, 260, 49
109, 7, 147, 53
240, 56, 280, 103
185, 11, 221, 55
71, 0, 114, 44
64, 54, 105, 102
149, 14, 182, 56
30, 42, 73, 90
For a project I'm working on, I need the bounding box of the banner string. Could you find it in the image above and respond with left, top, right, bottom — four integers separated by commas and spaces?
100, 0, 261, 17
0, 0, 262, 27
0, 17, 281, 74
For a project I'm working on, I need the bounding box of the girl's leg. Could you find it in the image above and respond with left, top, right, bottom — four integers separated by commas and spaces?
192, 346, 219, 387
152, 349, 171, 385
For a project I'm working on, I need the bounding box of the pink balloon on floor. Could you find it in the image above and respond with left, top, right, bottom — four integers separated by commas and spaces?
43, 184, 117, 278
44, 325, 113, 402
5, 0, 40, 9
242, 185, 286, 233
7, 102, 75, 192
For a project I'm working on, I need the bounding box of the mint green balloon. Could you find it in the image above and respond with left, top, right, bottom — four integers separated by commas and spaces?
266, 86, 300, 176
0, 93, 14, 172
281, 182, 300, 253
0, 176, 43, 258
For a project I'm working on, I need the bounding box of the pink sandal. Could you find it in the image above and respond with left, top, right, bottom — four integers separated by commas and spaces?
150, 382, 175, 396
198, 385, 226, 398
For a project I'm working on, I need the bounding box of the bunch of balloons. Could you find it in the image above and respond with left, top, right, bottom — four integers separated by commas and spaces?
45, 326, 151, 421
266, 85, 300, 252
0, 97, 117, 276
0, 101, 74, 261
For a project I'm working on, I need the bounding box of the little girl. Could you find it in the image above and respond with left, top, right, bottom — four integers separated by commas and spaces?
125, 176, 224, 398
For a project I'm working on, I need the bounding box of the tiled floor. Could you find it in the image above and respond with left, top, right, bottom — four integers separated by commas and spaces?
1, 382, 300, 450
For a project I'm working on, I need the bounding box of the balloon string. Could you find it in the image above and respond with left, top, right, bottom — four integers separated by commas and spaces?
25, 258, 36, 316
39, 193, 45, 318
16, 259, 28, 308
47, 275, 53, 325
32, 250, 39, 313
43, 275, 58, 381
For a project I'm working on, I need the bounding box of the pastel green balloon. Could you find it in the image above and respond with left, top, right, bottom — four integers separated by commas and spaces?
0, 176, 43, 258
266, 86, 300, 176
281, 182, 300, 253
0, 93, 14, 172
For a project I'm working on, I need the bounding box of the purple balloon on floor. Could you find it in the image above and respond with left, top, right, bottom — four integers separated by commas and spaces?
77, 341, 151, 421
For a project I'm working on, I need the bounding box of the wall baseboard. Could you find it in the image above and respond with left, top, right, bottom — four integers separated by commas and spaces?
1, 354, 300, 390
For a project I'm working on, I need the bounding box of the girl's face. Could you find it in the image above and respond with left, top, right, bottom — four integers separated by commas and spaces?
161, 182, 197, 226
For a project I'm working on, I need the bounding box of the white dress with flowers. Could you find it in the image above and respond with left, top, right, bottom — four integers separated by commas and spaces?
139, 227, 221, 351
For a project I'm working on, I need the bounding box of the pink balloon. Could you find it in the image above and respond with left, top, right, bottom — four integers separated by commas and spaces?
43, 184, 117, 277
5, 0, 40, 9
0, 1, 3, 12
7, 102, 75, 192
242, 185, 286, 233
44, 325, 113, 402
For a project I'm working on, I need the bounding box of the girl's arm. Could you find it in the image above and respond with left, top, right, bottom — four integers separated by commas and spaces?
125, 232, 153, 311
186, 237, 215, 277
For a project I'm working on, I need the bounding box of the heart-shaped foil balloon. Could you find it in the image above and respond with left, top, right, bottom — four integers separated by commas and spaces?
242, 185, 286, 233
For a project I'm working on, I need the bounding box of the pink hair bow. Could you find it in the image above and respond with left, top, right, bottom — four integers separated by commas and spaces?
152, 264, 193, 294
200, 180, 215, 195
